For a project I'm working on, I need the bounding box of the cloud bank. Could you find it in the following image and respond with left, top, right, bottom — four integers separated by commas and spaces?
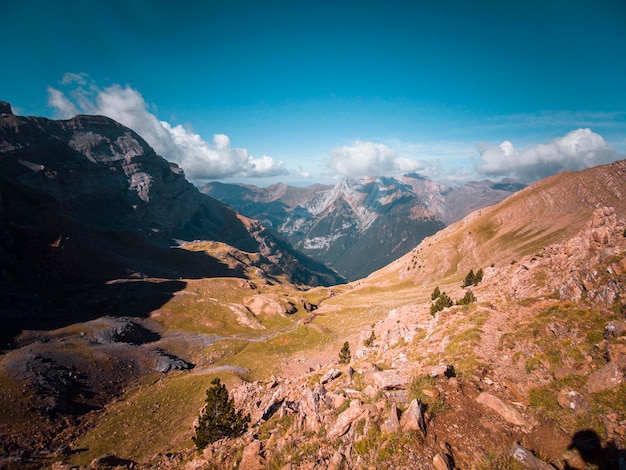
326, 140, 426, 177
47, 73, 288, 180
475, 128, 622, 183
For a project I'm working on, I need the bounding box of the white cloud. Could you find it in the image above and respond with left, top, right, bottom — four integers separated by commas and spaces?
475, 128, 623, 183
326, 140, 425, 177
47, 74, 288, 180
46, 86, 78, 117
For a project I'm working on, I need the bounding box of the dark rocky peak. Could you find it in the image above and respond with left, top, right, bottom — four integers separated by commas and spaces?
0, 101, 13, 115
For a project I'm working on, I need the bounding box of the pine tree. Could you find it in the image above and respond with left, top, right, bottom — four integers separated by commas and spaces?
431, 286, 441, 300
430, 291, 453, 315
192, 378, 250, 450
463, 269, 475, 287
473, 268, 484, 286
457, 290, 477, 305
339, 341, 351, 364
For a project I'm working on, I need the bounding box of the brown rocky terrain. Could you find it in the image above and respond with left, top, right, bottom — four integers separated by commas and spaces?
0, 102, 342, 342
1, 101, 625, 469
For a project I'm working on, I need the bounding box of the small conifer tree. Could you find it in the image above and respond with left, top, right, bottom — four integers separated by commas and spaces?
339, 341, 351, 364
473, 268, 484, 286
192, 378, 250, 450
431, 286, 441, 300
462, 269, 475, 287
457, 290, 477, 305
430, 291, 453, 315
364, 330, 376, 347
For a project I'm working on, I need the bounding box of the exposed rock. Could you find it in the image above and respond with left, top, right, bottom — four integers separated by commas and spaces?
510, 443, 555, 470
383, 403, 400, 433
91, 317, 160, 345
476, 393, 534, 431
327, 447, 346, 470
557, 388, 587, 412
320, 368, 342, 384
150, 348, 193, 373
421, 364, 455, 378
0, 101, 12, 115
89, 454, 135, 469
328, 400, 367, 439
606, 320, 626, 339
400, 399, 427, 434
433, 452, 454, 470
239, 440, 263, 470
367, 369, 409, 390
585, 362, 625, 393
244, 294, 290, 317
608, 343, 626, 370
299, 388, 324, 432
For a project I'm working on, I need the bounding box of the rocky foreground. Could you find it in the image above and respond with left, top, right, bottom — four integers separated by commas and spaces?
160, 206, 625, 470
40, 205, 624, 469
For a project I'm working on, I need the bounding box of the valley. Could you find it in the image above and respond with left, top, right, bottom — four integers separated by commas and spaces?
1, 103, 626, 469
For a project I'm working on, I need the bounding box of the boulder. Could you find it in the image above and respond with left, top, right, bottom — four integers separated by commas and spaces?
328, 400, 367, 439
432, 453, 453, 470
476, 393, 534, 431
421, 364, 455, 378
383, 403, 400, 433
400, 399, 426, 435
557, 388, 587, 412
327, 447, 345, 470
605, 320, 626, 339
585, 362, 624, 393
89, 454, 135, 469
320, 368, 342, 384
510, 443, 555, 470
367, 370, 409, 390
239, 440, 263, 470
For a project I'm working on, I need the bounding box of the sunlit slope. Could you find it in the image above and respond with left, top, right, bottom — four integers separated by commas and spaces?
367, 159, 626, 289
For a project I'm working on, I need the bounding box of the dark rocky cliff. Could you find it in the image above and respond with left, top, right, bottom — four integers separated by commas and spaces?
0, 103, 343, 342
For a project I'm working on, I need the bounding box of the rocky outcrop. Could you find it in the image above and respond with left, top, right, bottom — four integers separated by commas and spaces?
0, 103, 343, 298
0, 101, 12, 115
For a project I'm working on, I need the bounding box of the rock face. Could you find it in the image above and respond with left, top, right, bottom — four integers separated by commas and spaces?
200, 175, 522, 280
0, 104, 346, 347
0, 101, 12, 115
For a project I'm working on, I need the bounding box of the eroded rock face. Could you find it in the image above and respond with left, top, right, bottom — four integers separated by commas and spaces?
0, 103, 345, 288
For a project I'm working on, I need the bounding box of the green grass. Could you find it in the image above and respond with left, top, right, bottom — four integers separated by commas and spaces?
69, 371, 242, 465
409, 375, 448, 415
225, 324, 331, 380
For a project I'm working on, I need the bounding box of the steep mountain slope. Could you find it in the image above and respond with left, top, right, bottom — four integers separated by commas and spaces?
370, 159, 626, 288
0, 102, 342, 342
201, 175, 522, 281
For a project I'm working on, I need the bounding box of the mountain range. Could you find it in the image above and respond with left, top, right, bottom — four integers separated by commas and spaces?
0, 101, 342, 343
1, 101, 625, 469
200, 176, 524, 280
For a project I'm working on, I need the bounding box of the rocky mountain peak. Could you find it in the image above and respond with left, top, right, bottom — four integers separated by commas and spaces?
0, 101, 12, 115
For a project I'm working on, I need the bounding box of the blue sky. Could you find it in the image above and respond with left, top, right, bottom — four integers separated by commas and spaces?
2, 0, 625, 185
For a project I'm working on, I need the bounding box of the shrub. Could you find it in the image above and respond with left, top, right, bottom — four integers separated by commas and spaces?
430, 291, 453, 315
339, 341, 351, 364
462, 268, 484, 287
457, 290, 477, 305
431, 286, 441, 300
192, 378, 250, 450
364, 330, 376, 347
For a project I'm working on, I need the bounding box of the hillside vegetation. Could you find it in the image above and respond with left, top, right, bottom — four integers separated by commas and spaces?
1, 107, 625, 470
